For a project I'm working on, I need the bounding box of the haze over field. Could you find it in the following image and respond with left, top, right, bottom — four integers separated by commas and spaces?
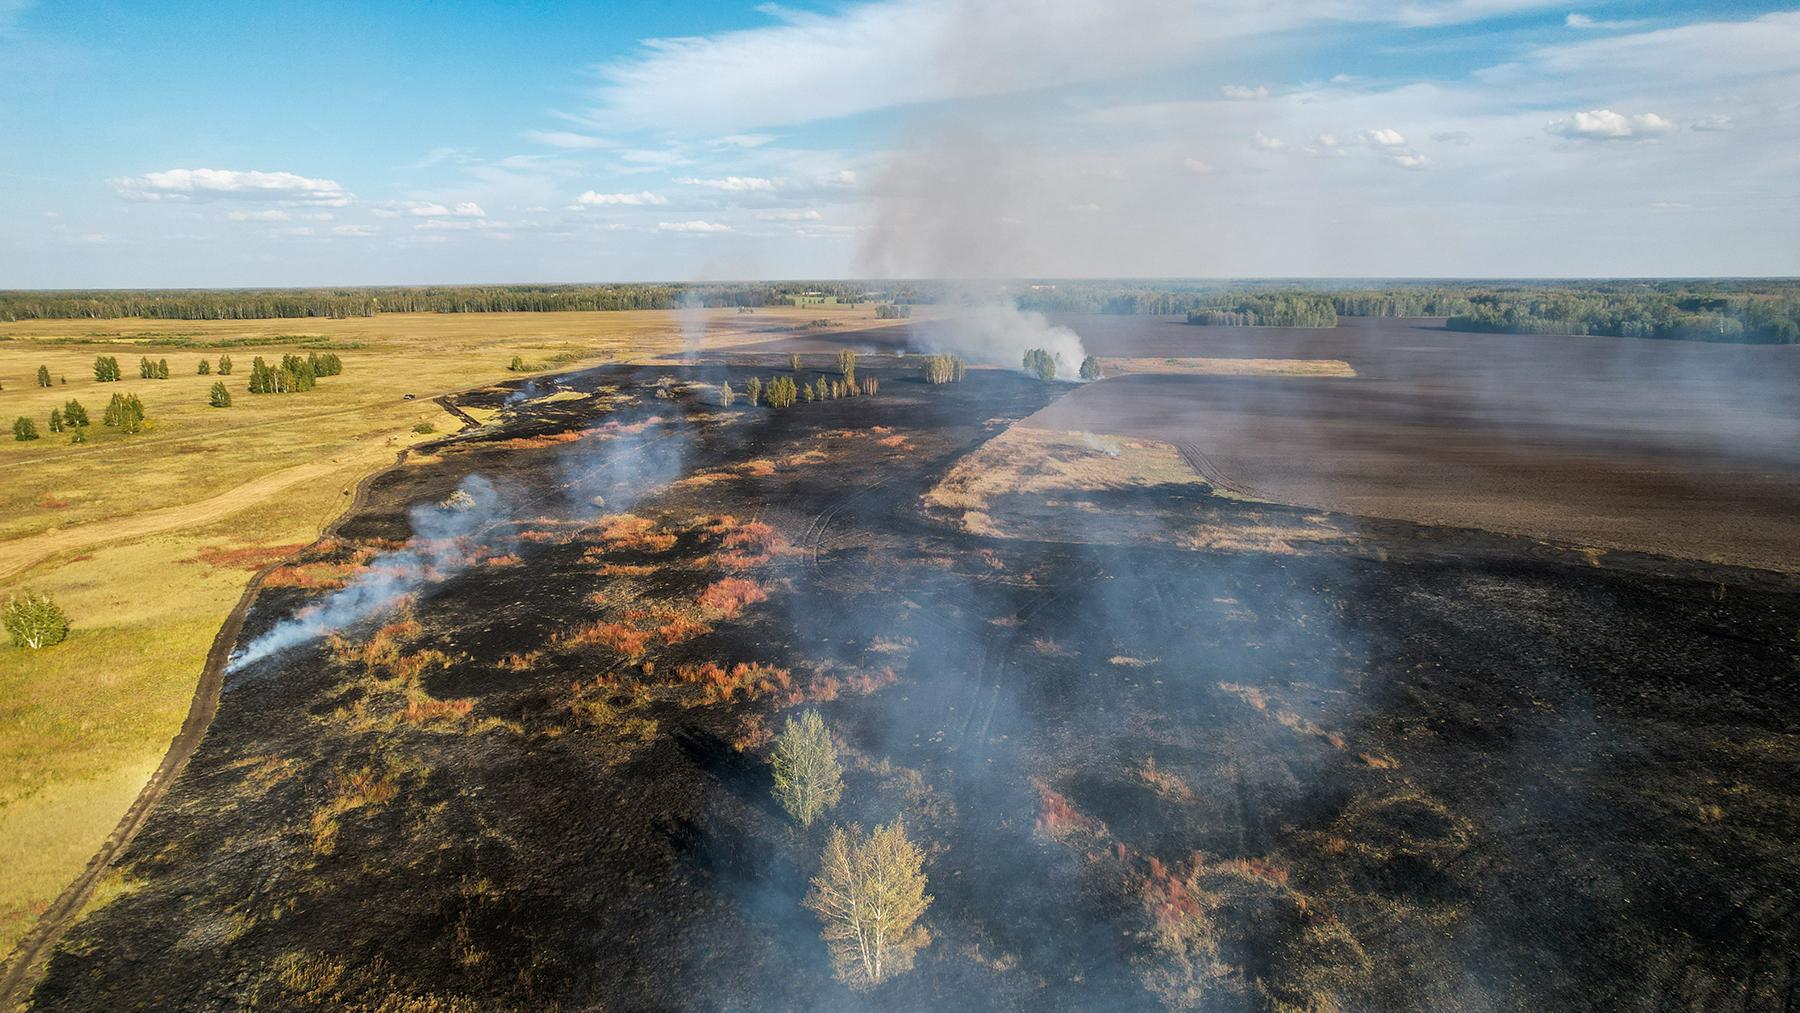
2, 0, 1797, 285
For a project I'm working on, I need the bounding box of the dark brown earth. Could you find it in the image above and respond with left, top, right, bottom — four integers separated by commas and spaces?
22, 346, 1800, 1011
778, 315, 1800, 572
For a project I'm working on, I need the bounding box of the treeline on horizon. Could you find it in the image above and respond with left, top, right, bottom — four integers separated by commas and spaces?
2, 279, 1795, 344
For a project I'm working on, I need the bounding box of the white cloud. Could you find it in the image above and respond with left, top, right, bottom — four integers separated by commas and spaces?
1432, 130, 1474, 145
1254, 132, 1284, 150
1221, 84, 1268, 101
406, 202, 450, 216
754, 208, 823, 221
1390, 151, 1430, 169
525, 130, 610, 149
1690, 113, 1733, 132
1565, 12, 1645, 30
1182, 157, 1214, 174
676, 175, 776, 192
227, 209, 291, 222
1545, 108, 1675, 140
331, 224, 377, 237
715, 133, 776, 147
573, 190, 669, 207
452, 201, 486, 218
657, 220, 733, 233
114, 168, 352, 206
1363, 128, 1407, 147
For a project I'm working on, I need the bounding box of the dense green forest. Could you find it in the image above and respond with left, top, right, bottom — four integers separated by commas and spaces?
2, 280, 1795, 344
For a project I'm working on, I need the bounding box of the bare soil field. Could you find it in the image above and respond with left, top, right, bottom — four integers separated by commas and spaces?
19, 353, 1799, 1010
789, 314, 1800, 572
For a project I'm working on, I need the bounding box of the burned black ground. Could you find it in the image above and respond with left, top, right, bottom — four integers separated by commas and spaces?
25, 357, 1800, 1011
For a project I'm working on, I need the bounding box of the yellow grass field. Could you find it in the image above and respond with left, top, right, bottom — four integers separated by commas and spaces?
0, 303, 902, 960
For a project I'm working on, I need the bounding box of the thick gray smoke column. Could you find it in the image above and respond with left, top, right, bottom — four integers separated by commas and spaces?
854, 0, 1196, 371
229, 474, 508, 672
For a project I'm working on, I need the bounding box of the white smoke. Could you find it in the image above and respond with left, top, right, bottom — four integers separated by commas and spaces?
935, 301, 1089, 380
228, 474, 509, 672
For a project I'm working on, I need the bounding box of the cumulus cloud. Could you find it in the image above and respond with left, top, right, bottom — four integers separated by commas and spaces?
1545, 108, 1675, 140
227, 209, 291, 222
114, 168, 352, 206
572, 190, 669, 207
1254, 132, 1285, 150
1363, 128, 1407, 147
1221, 84, 1268, 100
331, 224, 378, 237
1389, 151, 1430, 169
452, 201, 486, 217
657, 220, 733, 232
676, 175, 776, 192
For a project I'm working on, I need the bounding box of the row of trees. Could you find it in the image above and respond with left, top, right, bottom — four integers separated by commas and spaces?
0, 282, 889, 321
138, 357, 171, 379
91, 353, 235, 382
1186, 293, 1339, 328
246, 352, 343, 394
771, 710, 932, 990
726, 373, 878, 407
920, 354, 965, 384
13, 396, 101, 442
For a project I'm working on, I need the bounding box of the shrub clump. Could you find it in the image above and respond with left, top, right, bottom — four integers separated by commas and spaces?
5, 589, 70, 649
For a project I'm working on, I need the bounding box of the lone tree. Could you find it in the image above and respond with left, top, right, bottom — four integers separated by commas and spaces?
157, 358, 171, 379
217, 354, 233, 376
805, 820, 932, 990
197, 359, 211, 375
48, 408, 63, 433
837, 348, 857, 389
1079, 355, 1103, 381
720, 381, 737, 406
36, 365, 51, 388
791, 352, 803, 373
61, 399, 89, 429
208, 380, 233, 408
4, 590, 70, 649
771, 709, 844, 825
13, 417, 40, 441
1023, 347, 1058, 382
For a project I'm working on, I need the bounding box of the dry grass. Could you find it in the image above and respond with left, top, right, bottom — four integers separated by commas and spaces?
697, 577, 769, 619
927, 426, 1204, 517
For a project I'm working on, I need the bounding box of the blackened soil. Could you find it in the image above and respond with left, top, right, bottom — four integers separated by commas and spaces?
27, 360, 1800, 1012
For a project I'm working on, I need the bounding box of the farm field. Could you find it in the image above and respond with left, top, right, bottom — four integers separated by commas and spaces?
0, 303, 912, 965
14, 328, 1798, 1010
851, 315, 1800, 572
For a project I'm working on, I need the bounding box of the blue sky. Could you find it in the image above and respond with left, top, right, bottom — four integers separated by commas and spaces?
2, 0, 1796, 286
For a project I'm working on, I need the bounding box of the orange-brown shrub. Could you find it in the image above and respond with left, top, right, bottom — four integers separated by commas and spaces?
481, 554, 524, 567
500, 651, 540, 672
1035, 781, 1097, 840
560, 621, 653, 657
698, 578, 768, 618
597, 562, 658, 576
739, 459, 777, 477
263, 561, 362, 590
878, 434, 909, 448
501, 430, 586, 449
595, 514, 677, 553
675, 661, 792, 704
654, 612, 712, 646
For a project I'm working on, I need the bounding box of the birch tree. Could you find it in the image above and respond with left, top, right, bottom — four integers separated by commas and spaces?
805, 820, 931, 989
771, 709, 843, 825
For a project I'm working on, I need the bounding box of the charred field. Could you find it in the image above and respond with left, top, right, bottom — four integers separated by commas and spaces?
25, 352, 1800, 1011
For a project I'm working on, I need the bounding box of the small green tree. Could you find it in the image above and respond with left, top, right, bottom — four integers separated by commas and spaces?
806, 820, 932, 989
802, 381, 814, 402
720, 381, 737, 407
1023, 348, 1057, 382
791, 352, 803, 373
771, 709, 844, 825
93, 355, 121, 382
13, 417, 40, 441
48, 408, 63, 433
746, 376, 763, 406
138, 356, 155, 379
217, 354, 233, 376
197, 359, 211, 375
62, 399, 89, 428
767, 375, 799, 408
102, 392, 147, 433
156, 358, 170, 379
1079, 355, 1102, 380
837, 348, 857, 389
4, 590, 70, 649
208, 381, 232, 408
36, 365, 51, 388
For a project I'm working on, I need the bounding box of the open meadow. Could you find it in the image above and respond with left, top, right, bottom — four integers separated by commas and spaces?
0, 303, 913, 964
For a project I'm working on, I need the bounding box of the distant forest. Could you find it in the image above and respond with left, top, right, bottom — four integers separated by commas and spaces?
2, 279, 1795, 344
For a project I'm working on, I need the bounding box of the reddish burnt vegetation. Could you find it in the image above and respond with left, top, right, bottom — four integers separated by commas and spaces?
559, 621, 654, 658
713, 518, 791, 567
36, 493, 72, 509
596, 562, 658, 576
264, 561, 364, 590
675, 661, 793, 704
1034, 781, 1100, 840
499, 651, 540, 672
593, 514, 678, 553
480, 554, 523, 567
401, 696, 475, 723
654, 612, 712, 646
501, 430, 587, 450
697, 577, 768, 618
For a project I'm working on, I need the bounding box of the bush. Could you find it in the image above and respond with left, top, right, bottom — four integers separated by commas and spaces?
412, 421, 437, 434
771, 709, 844, 826
209, 381, 233, 408
5, 589, 70, 649
13, 416, 40, 441
806, 820, 932, 989
197, 359, 211, 375
157, 358, 170, 379
217, 354, 233, 375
